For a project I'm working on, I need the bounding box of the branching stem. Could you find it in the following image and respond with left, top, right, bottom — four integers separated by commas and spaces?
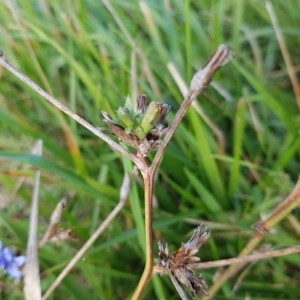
0, 45, 233, 300
133, 45, 232, 299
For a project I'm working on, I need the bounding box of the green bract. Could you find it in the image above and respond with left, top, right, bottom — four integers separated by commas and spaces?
102, 95, 170, 155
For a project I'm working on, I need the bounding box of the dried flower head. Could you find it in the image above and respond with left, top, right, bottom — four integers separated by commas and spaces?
156, 225, 210, 299
101, 94, 170, 156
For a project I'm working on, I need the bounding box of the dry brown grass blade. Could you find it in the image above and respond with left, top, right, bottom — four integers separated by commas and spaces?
23, 140, 43, 300
203, 176, 300, 300
42, 172, 131, 300
190, 245, 300, 270
39, 197, 70, 248
266, 1, 300, 110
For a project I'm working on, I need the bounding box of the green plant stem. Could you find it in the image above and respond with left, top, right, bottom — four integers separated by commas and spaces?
132, 171, 154, 300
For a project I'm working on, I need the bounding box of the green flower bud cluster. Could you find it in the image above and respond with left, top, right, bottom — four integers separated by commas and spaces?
101, 94, 171, 155
115, 95, 170, 139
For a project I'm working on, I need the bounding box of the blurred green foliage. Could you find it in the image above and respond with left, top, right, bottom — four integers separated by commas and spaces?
0, 0, 299, 299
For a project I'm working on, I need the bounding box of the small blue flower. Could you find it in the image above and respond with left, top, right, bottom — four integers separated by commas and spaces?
0, 240, 26, 280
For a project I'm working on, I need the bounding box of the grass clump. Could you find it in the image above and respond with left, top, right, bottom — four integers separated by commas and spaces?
0, 1, 299, 299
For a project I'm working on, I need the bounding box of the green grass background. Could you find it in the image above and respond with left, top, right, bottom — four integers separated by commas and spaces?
0, 0, 299, 299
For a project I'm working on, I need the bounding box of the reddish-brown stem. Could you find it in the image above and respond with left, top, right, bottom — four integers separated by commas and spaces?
150, 45, 232, 175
